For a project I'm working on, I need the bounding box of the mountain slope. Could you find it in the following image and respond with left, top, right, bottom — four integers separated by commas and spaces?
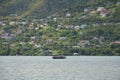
0, 0, 120, 56
1, 0, 118, 18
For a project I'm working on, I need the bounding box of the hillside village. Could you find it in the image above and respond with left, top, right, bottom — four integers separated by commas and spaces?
0, 1, 120, 56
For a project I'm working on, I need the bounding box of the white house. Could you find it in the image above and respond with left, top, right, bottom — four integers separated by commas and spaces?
97, 7, 104, 12
73, 53, 79, 56
66, 12, 71, 17
116, 2, 120, 5
80, 24, 89, 29
9, 21, 16, 25
59, 37, 67, 40
0, 21, 6, 26
31, 36, 36, 41
74, 25, 80, 30
66, 25, 74, 29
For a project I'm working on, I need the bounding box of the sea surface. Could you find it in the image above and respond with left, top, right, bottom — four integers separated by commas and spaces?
0, 56, 120, 80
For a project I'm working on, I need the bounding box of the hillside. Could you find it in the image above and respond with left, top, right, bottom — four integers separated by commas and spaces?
0, 0, 120, 56
0, 0, 87, 17
0, 0, 119, 18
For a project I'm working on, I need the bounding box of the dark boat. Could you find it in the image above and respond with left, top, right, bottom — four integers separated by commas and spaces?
52, 55, 66, 59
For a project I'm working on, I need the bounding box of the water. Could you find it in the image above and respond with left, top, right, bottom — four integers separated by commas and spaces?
0, 56, 120, 80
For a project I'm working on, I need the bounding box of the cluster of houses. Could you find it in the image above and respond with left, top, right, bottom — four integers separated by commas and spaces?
65, 24, 89, 29
84, 6, 110, 17
0, 3, 120, 51
97, 7, 109, 17
0, 31, 16, 40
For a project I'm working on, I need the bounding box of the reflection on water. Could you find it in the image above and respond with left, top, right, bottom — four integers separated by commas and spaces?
0, 56, 120, 80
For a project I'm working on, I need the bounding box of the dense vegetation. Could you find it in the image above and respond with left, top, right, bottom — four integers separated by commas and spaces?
0, 0, 120, 56
0, 0, 119, 17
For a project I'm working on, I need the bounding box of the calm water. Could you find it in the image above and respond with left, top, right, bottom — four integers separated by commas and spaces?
0, 56, 120, 80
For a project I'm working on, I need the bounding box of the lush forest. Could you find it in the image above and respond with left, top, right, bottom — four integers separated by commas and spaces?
0, 0, 119, 17
0, 0, 120, 56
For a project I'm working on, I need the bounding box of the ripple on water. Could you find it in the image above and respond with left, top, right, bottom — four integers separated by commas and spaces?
0, 56, 120, 80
